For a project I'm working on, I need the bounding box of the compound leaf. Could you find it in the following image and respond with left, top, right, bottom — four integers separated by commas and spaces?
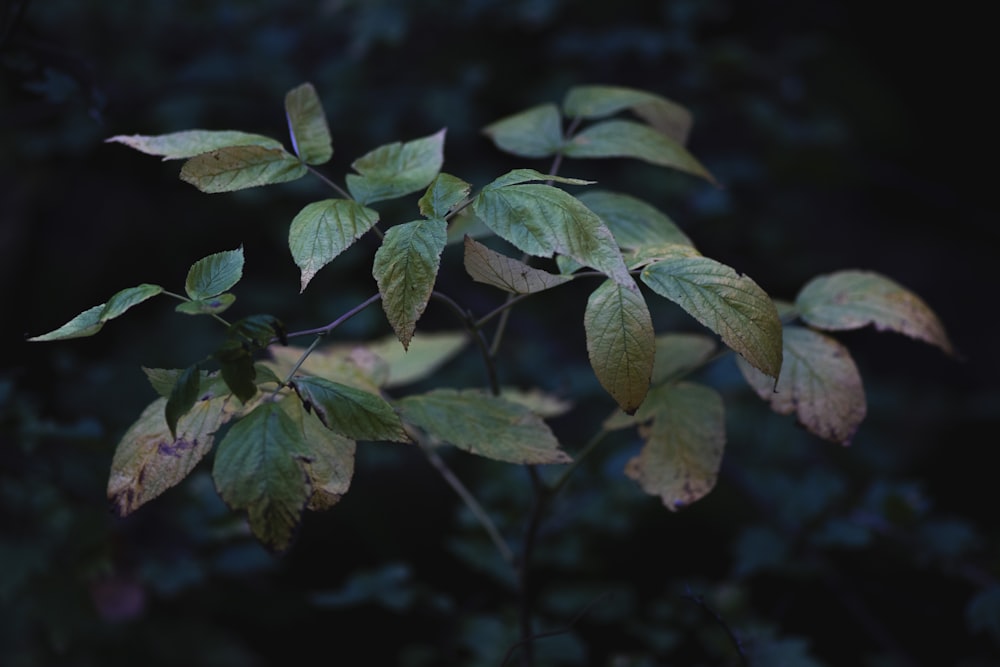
373, 218, 447, 349
291, 375, 408, 443
285, 82, 333, 165
346, 129, 445, 205
641, 246, 783, 379
577, 190, 693, 250
106, 130, 284, 160
289, 198, 380, 291
738, 325, 867, 445
185, 246, 244, 300
562, 84, 694, 144
585, 279, 655, 414
626, 382, 724, 510
180, 145, 307, 193
482, 103, 564, 158
795, 270, 953, 355
463, 236, 572, 294
397, 389, 571, 465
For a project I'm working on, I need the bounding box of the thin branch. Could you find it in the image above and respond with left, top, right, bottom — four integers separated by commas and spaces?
306, 164, 352, 200
682, 586, 749, 667
283, 292, 382, 339
502, 591, 611, 666
431, 291, 501, 396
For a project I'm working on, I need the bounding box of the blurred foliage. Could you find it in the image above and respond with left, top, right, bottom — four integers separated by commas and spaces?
2, 0, 996, 665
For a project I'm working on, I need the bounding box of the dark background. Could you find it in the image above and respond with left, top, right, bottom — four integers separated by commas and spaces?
2, 1, 996, 666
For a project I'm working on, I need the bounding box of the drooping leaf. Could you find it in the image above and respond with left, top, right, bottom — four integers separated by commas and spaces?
483, 168, 593, 189
289, 198, 380, 291
397, 389, 571, 465
216, 339, 258, 403
368, 332, 469, 388
345, 129, 446, 205
280, 397, 355, 511
795, 270, 954, 355
482, 103, 564, 158
640, 246, 783, 379
563, 120, 716, 184
562, 84, 694, 145
29, 283, 164, 342
212, 400, 311, 552
175, 293, 237, 315
584, 280, 655, 414
626, 382, 725, 510
651, 333, 717, 384
180, 145, 307, 193
100, 284, 164, 322
106, 130, 285, 160
108, 391, 236, 516
737, 325, 866, 445
185, 246, 244, 300
373, 218, 447, 349
291, 375, 408, 442
472, 179, 634, 289
164, 364, 202, 439
418, 173, 472, 218
284, 82, 333, 165
463, 236, 572, 294
142, 367, 230, 399
576, 190, 693, 250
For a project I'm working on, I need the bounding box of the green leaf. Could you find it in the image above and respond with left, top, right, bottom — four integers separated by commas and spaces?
737, 325, 866, 445
418, 173, 472, 218
577, 190, 693, 250
108, 392, 236, 516
651, 333, 717, 384
212, 400, 311, 552
291, 375, 408, 443
562, 84, 694, 144
463, 236, 572, 294
175, 293, 237, 315
284, 82, 333, 165
373, 218, 447, 349
106, 130, 285, 160
482, 103, 563, 158
346, 129, 446, 205
484, 168, 593, 189
28, 304, 106, 341
563, 120, 716, 184
626, 382, 725, 510
584, 280, 655, 414
397, 389, 571, 465
795, 270, 954, 355
216, 339, 258, 403
180, 145, 307, 193
101, 283, 163, 322
641, 246, 783, 379
184, 246, 244, 300
289, 198, 380, 291
280, 397, 356, 511
268, 344, 389, 394
368, 332, 469, 388
472, 180, 634, 289
143, 367, 228, 398
165, 364, 202, 439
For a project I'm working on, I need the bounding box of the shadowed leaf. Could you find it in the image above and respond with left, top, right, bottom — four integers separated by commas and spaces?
289, 199, 380, 291
106, 130, 284, 160
180, 145, 307, 193
285, 82, 333, 165
463, 236, 572, 294
291, 376, 408, 442
482, 103, 563, 158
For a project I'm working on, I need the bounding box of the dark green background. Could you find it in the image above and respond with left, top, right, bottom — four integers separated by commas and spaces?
2, 1, 996, 665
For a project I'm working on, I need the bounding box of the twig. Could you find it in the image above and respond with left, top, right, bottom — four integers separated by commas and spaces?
682, 585, 749, 667
501, 591, 611, 666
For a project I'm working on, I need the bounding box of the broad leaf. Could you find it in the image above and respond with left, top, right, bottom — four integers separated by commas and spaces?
577, 190, 693, 249
291, 375, 408, 442
185, 246, 244, 300
641, 246, 783, 379
418, 173, 472, 218
795, 270, 953, 355
213, 400, 311, 552
142, 367, 230, 398
737, 325, 866, 445
280, 398, 356, 511
106, 130, 285, 160
484, 168, 593, 189
29, 283, 164, 341
472, 179, 634, 289
626, 382, 724, 510
562, 84, 694, 144
175, 293, 237, 315
368, 332, 469, 388
482, 103, 564, 158
284, 82, 333, 165
346, 129, 446, 205
373, 218, 447, 349
180, 145, 307, 193
108, 392, 235, 516
164, 364, 201, 439
651, 333, 717, 384
289, 198, 380, 291
563, 120, 716, 184
397, 389, 571, 465
215, 315, 284, 403
463, 236, 572, 294
101, 283, 164, 322
268, 344, 389, 394
584, 280, 655, 414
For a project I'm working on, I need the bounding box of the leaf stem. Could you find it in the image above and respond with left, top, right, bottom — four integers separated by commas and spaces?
430, 291, 501, 396
161, 290, 231, 327
306, 164, 352, 200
